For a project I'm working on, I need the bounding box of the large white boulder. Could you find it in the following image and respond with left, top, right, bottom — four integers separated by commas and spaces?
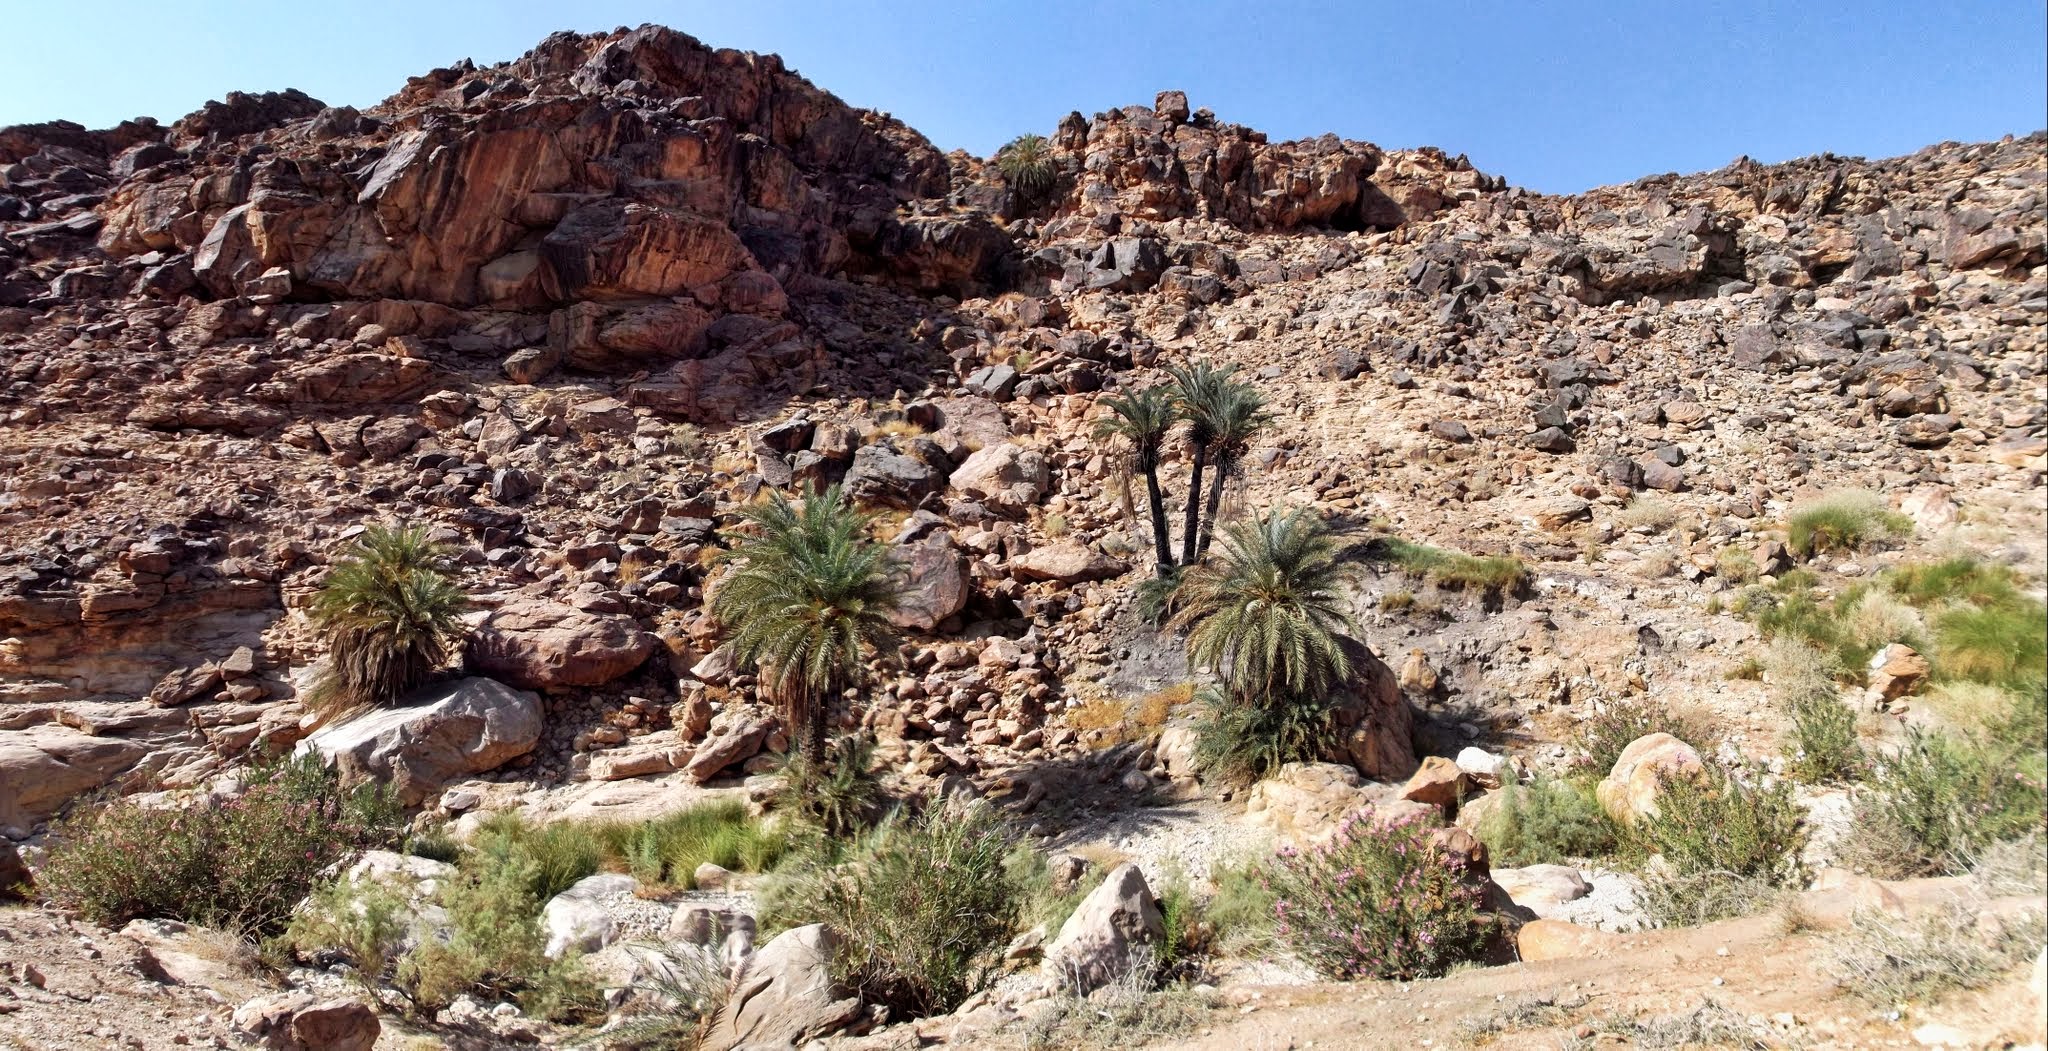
542, 873, 638, 959
295, 677, 541, 806
702, 923, 861, 1051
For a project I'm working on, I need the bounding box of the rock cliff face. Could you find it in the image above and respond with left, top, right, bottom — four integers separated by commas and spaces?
0, 23, 2042, 832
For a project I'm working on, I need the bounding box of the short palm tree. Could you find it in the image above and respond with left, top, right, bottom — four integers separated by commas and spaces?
712, 485, 899, 760
995, 133, 1058, 199
1167, 359, 1238, 567
1093, 386, 1180, 578
1193, 380, 1272, 561
309, 525, 469, 715
1169, 507, 1359, 705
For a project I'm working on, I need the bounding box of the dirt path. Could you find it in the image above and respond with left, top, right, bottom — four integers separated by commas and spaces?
1153, 909, 2043, 1051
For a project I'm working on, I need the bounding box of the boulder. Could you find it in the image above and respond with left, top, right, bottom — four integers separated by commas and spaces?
1455, 746, 1511, 788
1515, 919, 1623, 962
0, 725, 149, 829
1041, 863, 1164, 993
467, 598, 658, 690
702, 924, 861, 1051
588, 733, 692, 781
542, 873, 637, 958
1242, 762, 1379, 844
684, 710, 776, 783
1490, 865, 1592, 917
843, 443, 943, 508
1594, 732, 1705, 824
1530, 496, 1591, 530
948, 442, 1049, 517
1866, 643, 1930, 704
1011, 542, 1126, 583
294, 677, 542, 806
0, 840, 29, 897
888, 532, 969, 633
1329, 640, 1420, 780
1398, 756, 1470, 810
230, 992, 379, 1051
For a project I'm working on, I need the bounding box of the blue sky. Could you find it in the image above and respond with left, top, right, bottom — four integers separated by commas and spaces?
3, 1, 2042, 194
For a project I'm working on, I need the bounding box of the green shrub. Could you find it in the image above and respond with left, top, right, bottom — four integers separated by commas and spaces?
1151, 867, 1206, 976
1006, 847, 1095, 938
1375, 537, 1528, 594
1784, 490, 1912, 558
404, 827, 463, 864
38, 755, 403, 935
1785, 692, 1864, 783
1132, 568, 1183, 626
398, 852, 600, 1021
1633, 766, 1805, 926
1203, 859, 1278, 958
1568, 697, 1716, 778
1827, 901, 2046, 1009
283, 877, 410, 994
1476, 775, 1620, 866
1847, 725, 2047, 878
1190, 687, 1334, 786
1263, 807, 1494, 979
1637, 766, 1804, 882
762, 805, 1020, 1017
995, 133, 1058, 198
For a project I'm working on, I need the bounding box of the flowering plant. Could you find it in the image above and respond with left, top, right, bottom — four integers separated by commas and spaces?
1262, 805, 1494, 979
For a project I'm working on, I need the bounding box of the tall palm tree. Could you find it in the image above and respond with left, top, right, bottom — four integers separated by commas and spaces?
1167, 359, 1237, 567
1092, 386, 1180, 578
712, 485, 899, 760
1193, 380, 1273, 561
1168, 508, 1359, 705
309, 525, 469, 715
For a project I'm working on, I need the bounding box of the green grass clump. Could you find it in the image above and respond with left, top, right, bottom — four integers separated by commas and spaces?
1374, 537, 1528, 595
1784, 490, 1913, 558
590, 800, 791, 890
1476, 774, 1621, 866
1714, 544, 1759, 584
469, 814, 603, 902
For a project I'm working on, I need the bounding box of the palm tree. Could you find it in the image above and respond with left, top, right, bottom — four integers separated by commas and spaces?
309, 525, 469, 716
1193, 380, 1273, 561
1167, 359, 1237, 567
1168, 508, 1359, 705
1092, 386, 1180, 578
711, 485, 899, 760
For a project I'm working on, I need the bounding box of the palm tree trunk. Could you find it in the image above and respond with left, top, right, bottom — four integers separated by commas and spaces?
1196, 463, 1231, 560
1142, 465, 1174, 577
804, 687, 827, 764
1180, 445, 1208, 566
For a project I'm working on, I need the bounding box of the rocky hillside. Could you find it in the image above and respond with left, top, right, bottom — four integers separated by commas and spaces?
1, 23, 2043, 830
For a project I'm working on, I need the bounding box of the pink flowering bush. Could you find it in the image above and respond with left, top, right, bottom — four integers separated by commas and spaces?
1263, 806, 1494, 979
38, 755, 402, 935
